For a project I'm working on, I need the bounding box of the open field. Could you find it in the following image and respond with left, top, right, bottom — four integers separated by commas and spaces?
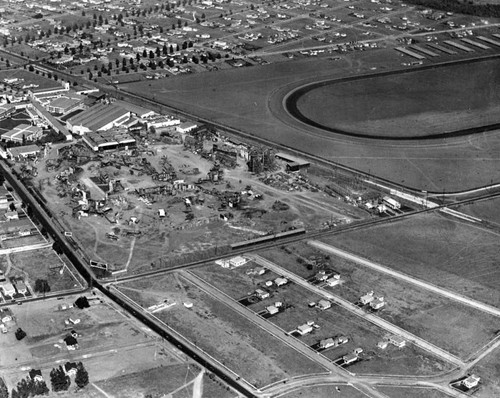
378, 386, 453, 398
261, 243, 500, 359
116, 273, 328, 388
192, 263, 452, 376
280, 384, 368, 398
457, 196, 500, 227
288, 59, 500, 138
469, 345, 500, 397
319, 211, 500, 307
10, 247, 85, 293
0, 292, 208, 395
122, 53, 500, 192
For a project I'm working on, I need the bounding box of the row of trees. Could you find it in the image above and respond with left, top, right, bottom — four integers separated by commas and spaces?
0, 363, 89, 398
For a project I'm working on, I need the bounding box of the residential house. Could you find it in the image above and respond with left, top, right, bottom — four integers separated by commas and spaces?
297, 324, 313, 335
462, 375, 480, 389
370, 297, 385, 310
343, 352, 358, 364
360, 291, 375, 305
319, 337, 335, 349
274, 277, 288, 287
64, 335, 79, 350
255, 289, 269, 300
389, 335, 406, 348
28, 369, 43, 382
317, 299, 331, 310
63, 362, 78, 376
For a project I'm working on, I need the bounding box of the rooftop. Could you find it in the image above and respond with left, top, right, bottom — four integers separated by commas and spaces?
67, 103, 129, 131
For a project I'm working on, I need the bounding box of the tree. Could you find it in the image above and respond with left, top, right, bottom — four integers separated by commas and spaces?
0, 377, 8, 398
33, 380, 49, 396
15, 328, 26, 341
50, 366, 70, 392
75, 363, 89, 389
74, 296, 89, 309
34, 279, 50, 294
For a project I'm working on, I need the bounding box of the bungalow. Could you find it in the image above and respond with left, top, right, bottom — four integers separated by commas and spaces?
297, 323, 313, 335
462, 375, 480, 389
64, 335, 79, 350
229, 256, 246, 268
266, 305, 279, 315
254, 267, 266, 275
317, 299, 331, 310
370, 297, 385, 310
0, 281, 15, 296
315, 270, 328, 281
274, 277, 288, 287
335, 335, 349, 345
319, 337, 336, 349
0, 308, 13, 322
15, 280, 27, 294
255, 289, 269, 300
28, 369, 43, 382
326, 275, 341, 287
63, 362, 78, 376
377, 340, 388, 349
343, 352, 358, 364
360, 291, 374, 305
389, 335, 406, 348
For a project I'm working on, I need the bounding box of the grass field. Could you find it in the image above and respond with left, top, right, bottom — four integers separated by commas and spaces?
290, 59, 500, 138
281, 385, 368, 398
117, 274, 327, 388
261, 243, 500, 359
121, 53, 500, 192
457, 197, 500, 227
378, 386, 453, 398
320, 211, 500, 307
10, 248, 85, 293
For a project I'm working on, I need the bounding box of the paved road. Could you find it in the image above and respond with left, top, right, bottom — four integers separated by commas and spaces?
308, 240, 500, 319
248, 254, 464, 367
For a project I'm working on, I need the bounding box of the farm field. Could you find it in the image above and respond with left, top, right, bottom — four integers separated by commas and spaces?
192, 265, 452, 376
116, 273, 328, 388
10, 247, 85, 293
261, 243, 500, 359
122, 53, 500, 192
319, 211, 500, 307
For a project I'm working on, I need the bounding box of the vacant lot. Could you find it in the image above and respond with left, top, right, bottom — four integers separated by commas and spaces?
10, 248, 85, 293
378, 386, 454, 398
280, 385, 368, 398
320, 211, 500, 307
117, 274, 327, 388
457, 197, 500, 227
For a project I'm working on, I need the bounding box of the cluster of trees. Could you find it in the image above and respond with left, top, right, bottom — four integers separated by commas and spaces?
407, 0, 500, 18
50, 363, 89, 392
10, 377, 49, 398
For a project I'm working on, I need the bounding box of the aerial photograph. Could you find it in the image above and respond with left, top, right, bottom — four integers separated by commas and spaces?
0, 0, 499, 397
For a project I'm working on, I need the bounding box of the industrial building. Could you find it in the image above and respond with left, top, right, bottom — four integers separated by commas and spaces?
82, 128, 136, 152
66, 103, 131, 135
1, 124, 43, 143
45, 95, 84, 115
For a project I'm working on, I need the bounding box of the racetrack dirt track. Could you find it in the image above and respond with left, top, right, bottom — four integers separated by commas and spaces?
122, 49, 500, 193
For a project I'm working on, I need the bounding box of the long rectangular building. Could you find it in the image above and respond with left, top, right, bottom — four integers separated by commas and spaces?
427, 43, 457, 55
395, 47, 425, 60
460, 38, 490, 50
82, 129, 136, 152
66, 103, 130, 135
476, 36, 500, 47
443, 40, 474, 52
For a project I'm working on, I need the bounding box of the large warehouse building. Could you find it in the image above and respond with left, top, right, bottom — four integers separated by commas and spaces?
82, 128, 136, 152
66, 103, 131, 135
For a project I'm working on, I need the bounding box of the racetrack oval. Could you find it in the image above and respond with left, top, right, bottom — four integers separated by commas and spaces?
285, 58, 500, 140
